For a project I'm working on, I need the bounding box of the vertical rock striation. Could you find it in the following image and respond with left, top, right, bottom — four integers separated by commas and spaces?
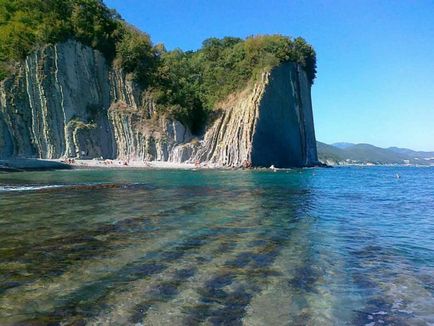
251, 63, 318, 167
0, 41, 318, 167
0, 41, 114, 159
186, 63, 318, 167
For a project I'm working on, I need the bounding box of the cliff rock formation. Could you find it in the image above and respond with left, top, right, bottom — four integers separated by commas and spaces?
0, 41, 318, 167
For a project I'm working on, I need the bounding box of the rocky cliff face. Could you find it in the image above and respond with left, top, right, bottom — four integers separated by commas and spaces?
0, 40, 318, 167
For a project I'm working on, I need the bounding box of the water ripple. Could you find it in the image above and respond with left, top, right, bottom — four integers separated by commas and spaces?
0, 166, 433, 325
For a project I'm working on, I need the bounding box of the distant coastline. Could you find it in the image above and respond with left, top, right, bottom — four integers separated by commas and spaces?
317, 141, 434, 166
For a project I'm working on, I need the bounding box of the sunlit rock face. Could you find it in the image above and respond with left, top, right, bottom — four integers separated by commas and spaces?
188, 62, 318, 167
0, 41, 318, 167
0, 41, 191, 161
0, 40, 114, 159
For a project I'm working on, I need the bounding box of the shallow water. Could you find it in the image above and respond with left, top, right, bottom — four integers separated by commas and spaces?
0, 166, 433, 325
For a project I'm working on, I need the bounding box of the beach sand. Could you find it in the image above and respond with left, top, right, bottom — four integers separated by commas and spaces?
1, 158, 220, 171
59, 159, 204, 170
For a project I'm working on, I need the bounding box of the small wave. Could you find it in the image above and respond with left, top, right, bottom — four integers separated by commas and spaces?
0, 182, 154, 193
0, 184, 65, 192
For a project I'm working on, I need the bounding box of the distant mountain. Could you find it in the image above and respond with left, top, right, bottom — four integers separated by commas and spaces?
388, 147, 434, 159
316, 142, 347, 162
331, 142, 356, 149
317, 142, 434, 166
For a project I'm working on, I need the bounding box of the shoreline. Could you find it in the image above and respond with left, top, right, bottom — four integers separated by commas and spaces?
0, 159, 71, 172
0, 158, 220, 172
57, 159, 205, 170
1, 158, 430, 173
0, 158, 302, 172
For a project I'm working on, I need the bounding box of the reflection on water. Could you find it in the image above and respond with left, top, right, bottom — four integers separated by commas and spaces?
0, 167, 433, 325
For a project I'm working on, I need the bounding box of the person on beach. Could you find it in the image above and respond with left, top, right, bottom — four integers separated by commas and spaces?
242, 160, 251, 169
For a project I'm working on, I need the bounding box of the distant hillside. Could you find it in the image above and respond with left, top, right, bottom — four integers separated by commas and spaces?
317, 142, 434, 166
316, 142, 346, 163
332, 142, 355, 149
388, 147, 434, 159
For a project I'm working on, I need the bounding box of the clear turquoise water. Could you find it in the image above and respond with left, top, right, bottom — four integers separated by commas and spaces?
0, 166, 433, 325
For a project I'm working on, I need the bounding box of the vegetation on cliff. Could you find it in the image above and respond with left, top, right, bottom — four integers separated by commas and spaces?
0, 0, 120, 77
0, 0, 316, 133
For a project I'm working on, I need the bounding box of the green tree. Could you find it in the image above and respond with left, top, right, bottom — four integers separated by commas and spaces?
0, 1, 317, 134
70, 0, 120, 58
115, 24, 156, 85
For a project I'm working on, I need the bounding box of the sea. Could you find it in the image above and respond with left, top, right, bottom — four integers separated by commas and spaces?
0, 166, 433, 325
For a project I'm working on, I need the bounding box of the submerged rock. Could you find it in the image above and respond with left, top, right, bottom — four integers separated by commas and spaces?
0, 159, 71, 171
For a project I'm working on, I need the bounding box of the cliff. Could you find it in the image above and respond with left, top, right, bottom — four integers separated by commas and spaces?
0, 41, 318, 168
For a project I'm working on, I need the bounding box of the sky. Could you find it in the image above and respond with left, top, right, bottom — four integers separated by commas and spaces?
104, 0, 434, 151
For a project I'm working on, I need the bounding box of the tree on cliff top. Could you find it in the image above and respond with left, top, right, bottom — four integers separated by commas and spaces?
0, 0, 316, 133
194, 35, 316, 108
0, 0, 122, 78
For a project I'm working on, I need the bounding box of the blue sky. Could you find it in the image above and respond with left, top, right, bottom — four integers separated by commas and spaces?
104, 0, 434, 151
